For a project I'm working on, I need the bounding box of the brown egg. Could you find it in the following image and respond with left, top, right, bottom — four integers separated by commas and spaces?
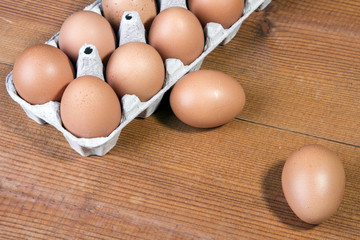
59, 10, 116, 64
148, 7, 204, 66
170, 70, 246, 128
12, 44, 75, 105
60, 75, 121, 138
282, 144, 346, 224
188, 0, 245, 29
106, 42, 165, 102
102, 0, 157, 32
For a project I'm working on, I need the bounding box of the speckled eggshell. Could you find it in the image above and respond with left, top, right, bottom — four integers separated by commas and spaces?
282, 144, 346, 224
148, 7, 204, 66
59, 10, 116, 64
106, 42, 165, 102
102, 0, 157, 32
188, 0, 245, 29
60, 75, 121, 138
12, 44, 75, 105
169, 70, 246, 128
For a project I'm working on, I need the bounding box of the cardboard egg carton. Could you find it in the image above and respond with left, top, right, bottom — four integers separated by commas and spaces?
6, 0, 271, 156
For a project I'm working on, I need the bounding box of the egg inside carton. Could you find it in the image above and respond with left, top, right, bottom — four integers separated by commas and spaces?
5, 0, 271, 157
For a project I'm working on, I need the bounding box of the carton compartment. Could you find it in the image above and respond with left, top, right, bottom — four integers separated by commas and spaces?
6, 0, 271, 156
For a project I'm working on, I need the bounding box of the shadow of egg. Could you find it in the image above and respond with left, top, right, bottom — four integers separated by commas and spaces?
262, 160, 316, 230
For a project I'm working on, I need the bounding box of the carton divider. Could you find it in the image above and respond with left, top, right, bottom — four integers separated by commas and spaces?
5, 0, 271, 156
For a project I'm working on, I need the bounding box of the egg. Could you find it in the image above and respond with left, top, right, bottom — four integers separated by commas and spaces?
148, 7, 204, 65
60, 75, 121, 138
169, 70, 246, 128
102, 0, 157, 32
59, 10, 116, 64
106, 42, 165, 102
282, 144, 346, 224
12, 44, 75, 105
188, 0, 245, 29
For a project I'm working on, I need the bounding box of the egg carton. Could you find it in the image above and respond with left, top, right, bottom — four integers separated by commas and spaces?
6, 0, 271, 156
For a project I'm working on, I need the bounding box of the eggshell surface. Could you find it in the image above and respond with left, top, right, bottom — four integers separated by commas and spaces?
12, 44, 74, 105
282, 144, 346, 225
188, 0, 245, 29
106, 42, 165, 102
170, 70, 246, 128
148, 7, 204, 66
59, 10, 116, 64
102, 0, 157, 32
60, 76, 121, 138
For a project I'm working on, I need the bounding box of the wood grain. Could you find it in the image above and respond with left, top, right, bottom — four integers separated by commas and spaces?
204, 0, 360, 146
1, 0, 360, 239
0, 0, 94, 64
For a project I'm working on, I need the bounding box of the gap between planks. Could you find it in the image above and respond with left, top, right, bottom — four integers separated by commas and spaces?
235, 117, 360, 148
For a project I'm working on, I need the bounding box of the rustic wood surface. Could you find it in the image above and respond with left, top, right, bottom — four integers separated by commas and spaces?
1, 0, 359, 239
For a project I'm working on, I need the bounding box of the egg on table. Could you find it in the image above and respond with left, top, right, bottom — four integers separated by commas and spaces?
170, 70, 246, 128
282, 144, 346, 224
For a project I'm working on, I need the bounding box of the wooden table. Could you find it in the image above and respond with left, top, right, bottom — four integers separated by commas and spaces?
1, 0, 359, 239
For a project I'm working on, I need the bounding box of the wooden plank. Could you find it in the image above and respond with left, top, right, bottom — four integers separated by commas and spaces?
2, 0, 359, 145
0, 0, 94, 64
202, 0, 360, 146
1, 0, 360, 238
1, 64, 359, 239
